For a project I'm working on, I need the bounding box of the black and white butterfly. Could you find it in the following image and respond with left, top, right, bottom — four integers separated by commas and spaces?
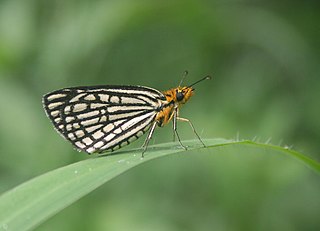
42, 75, 210, 156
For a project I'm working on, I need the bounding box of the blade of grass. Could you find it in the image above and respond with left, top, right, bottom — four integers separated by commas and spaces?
0, 138, 318, 231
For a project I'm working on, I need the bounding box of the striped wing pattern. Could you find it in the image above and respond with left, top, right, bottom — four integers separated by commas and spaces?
43, 85, 165, 153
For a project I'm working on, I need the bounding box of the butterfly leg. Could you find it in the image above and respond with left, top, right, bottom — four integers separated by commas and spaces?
176, 116, 206, 147
141, 121, 157, 157
172, 108, 187, 150
172, 119, 176, 142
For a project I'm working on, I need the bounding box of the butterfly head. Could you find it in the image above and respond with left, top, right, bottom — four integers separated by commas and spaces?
175, 74, 211, 104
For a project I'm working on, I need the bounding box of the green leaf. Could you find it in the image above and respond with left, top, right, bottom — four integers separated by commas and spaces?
0, 138, 318, 231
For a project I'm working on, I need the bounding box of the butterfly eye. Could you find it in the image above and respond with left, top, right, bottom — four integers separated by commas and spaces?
176, 90, 184, 101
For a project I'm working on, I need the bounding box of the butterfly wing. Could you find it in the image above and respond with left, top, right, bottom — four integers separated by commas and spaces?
42, 85, 165, 153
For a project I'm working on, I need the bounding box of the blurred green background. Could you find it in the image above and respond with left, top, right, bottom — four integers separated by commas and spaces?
0, 0, 319, 230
